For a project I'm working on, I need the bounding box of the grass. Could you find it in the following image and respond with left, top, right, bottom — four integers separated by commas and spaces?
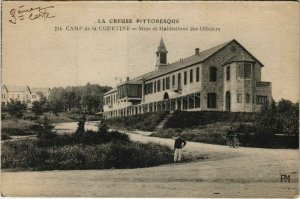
106, 111, 169, 131
152, 122, 233, 145
1, 119, 40, 136
165, 111, 256, 129
57, 112, 101, 122
152, 123, 299, 149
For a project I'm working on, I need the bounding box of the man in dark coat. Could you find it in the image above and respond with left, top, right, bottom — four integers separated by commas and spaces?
174, 133, 187, 162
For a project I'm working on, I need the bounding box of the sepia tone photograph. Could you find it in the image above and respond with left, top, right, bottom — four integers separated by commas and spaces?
1, 1, 299, 198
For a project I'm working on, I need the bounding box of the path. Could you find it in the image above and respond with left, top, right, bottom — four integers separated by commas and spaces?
1, 123, 298, 197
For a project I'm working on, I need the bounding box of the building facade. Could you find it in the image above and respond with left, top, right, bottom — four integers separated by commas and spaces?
103, 39, 272, 118
2, 85, 51, 107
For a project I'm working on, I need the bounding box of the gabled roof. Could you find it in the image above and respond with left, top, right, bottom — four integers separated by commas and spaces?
223, 50, 256, 65
104, 39, 264, 95
104, 87, 117, 95
29, 87, 51, 94
156, 38, 168, 54
127, 39, 234, 83
3, 85, 28, 92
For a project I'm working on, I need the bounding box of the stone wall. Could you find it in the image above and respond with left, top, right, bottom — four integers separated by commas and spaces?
202, 40, 264, 112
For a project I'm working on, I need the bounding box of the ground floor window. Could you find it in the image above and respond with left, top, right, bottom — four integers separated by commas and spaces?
183, 98, 188, 110
207, 93, 216, 108
245, 94, 250, 103
256, 95, 268, 104
237, 94, 242, 103
188, 96, 194, 109
170, 100, 176, 111
195, 93, 200, 108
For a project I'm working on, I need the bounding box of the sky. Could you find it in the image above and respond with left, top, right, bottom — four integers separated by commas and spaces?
2, 1, 299, 102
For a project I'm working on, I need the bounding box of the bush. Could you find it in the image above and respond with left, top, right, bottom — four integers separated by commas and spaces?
70, 107, 81, 114
1, 133, 12, 140
233, 124, 299, 148
1, 139, 173, 170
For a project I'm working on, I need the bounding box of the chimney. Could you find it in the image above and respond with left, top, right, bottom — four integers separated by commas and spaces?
195, 48, 200, 55
126, 77, 130, 81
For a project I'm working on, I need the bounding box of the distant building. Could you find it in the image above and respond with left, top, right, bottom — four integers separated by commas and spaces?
103, 39, 272, 118
2, 85, 51, 107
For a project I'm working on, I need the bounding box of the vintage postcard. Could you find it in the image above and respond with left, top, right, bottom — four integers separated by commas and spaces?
1, 1, 299, 198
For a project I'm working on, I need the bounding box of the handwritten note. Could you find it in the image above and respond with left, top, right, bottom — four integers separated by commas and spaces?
9, 5, 55, 24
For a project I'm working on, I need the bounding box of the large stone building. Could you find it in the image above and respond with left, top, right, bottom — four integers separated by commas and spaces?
102, 39, 272, 118
2, 85, 51, 107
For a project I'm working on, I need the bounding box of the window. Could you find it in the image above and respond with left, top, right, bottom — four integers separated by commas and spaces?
154, 81, 157, 93
178, 73, 181, 89
196, 67, 200, 82
145, 83, 153, 95
184, 71, 187, 85
172, 75, 175, 87
190, 69, 193, 83
238, 63, 252, 78
144, 84, 148, 95
189, 96, 194, 109
244, 63, 252, 78
256, 96, 268, 104
166, 77, 170, 89
210, 67, 217, 82
149, 82, 153, 94
160, 53, 167, 64
237, 94, 242, 103
157, 80, 161, 92
226, 66, 230, 81
163, 79, 165, 91
207, 93, 217, 108
245, 94, 250, 103
195, 93, 201, 108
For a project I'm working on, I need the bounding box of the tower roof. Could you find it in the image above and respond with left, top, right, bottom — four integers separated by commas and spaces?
156, 38, 168, 54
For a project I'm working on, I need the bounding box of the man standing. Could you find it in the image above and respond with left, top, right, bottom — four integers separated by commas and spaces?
174, 133, 187, 162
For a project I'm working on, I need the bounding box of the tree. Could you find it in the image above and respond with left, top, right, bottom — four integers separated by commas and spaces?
278, 99, 293, 113
98, 119, 109, 134
75, 115, 86, 136
48, 84, 112, 114
36, 115, 57, 139
256, 99, 280, 132
255, 98, 299, 135
6, 99, 27, 119
31, 99, 47, 117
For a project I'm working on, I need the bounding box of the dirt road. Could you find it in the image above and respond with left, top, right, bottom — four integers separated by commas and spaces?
1, 123, 298, 197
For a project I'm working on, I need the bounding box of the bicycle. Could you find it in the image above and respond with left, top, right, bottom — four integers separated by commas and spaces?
223, 133, 239, 148
227, 136, 239, 148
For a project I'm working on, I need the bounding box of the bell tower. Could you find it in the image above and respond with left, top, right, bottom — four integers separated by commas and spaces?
156, 38, 168, 70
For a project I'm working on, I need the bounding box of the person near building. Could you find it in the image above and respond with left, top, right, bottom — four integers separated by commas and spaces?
174, 133, 187, 162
